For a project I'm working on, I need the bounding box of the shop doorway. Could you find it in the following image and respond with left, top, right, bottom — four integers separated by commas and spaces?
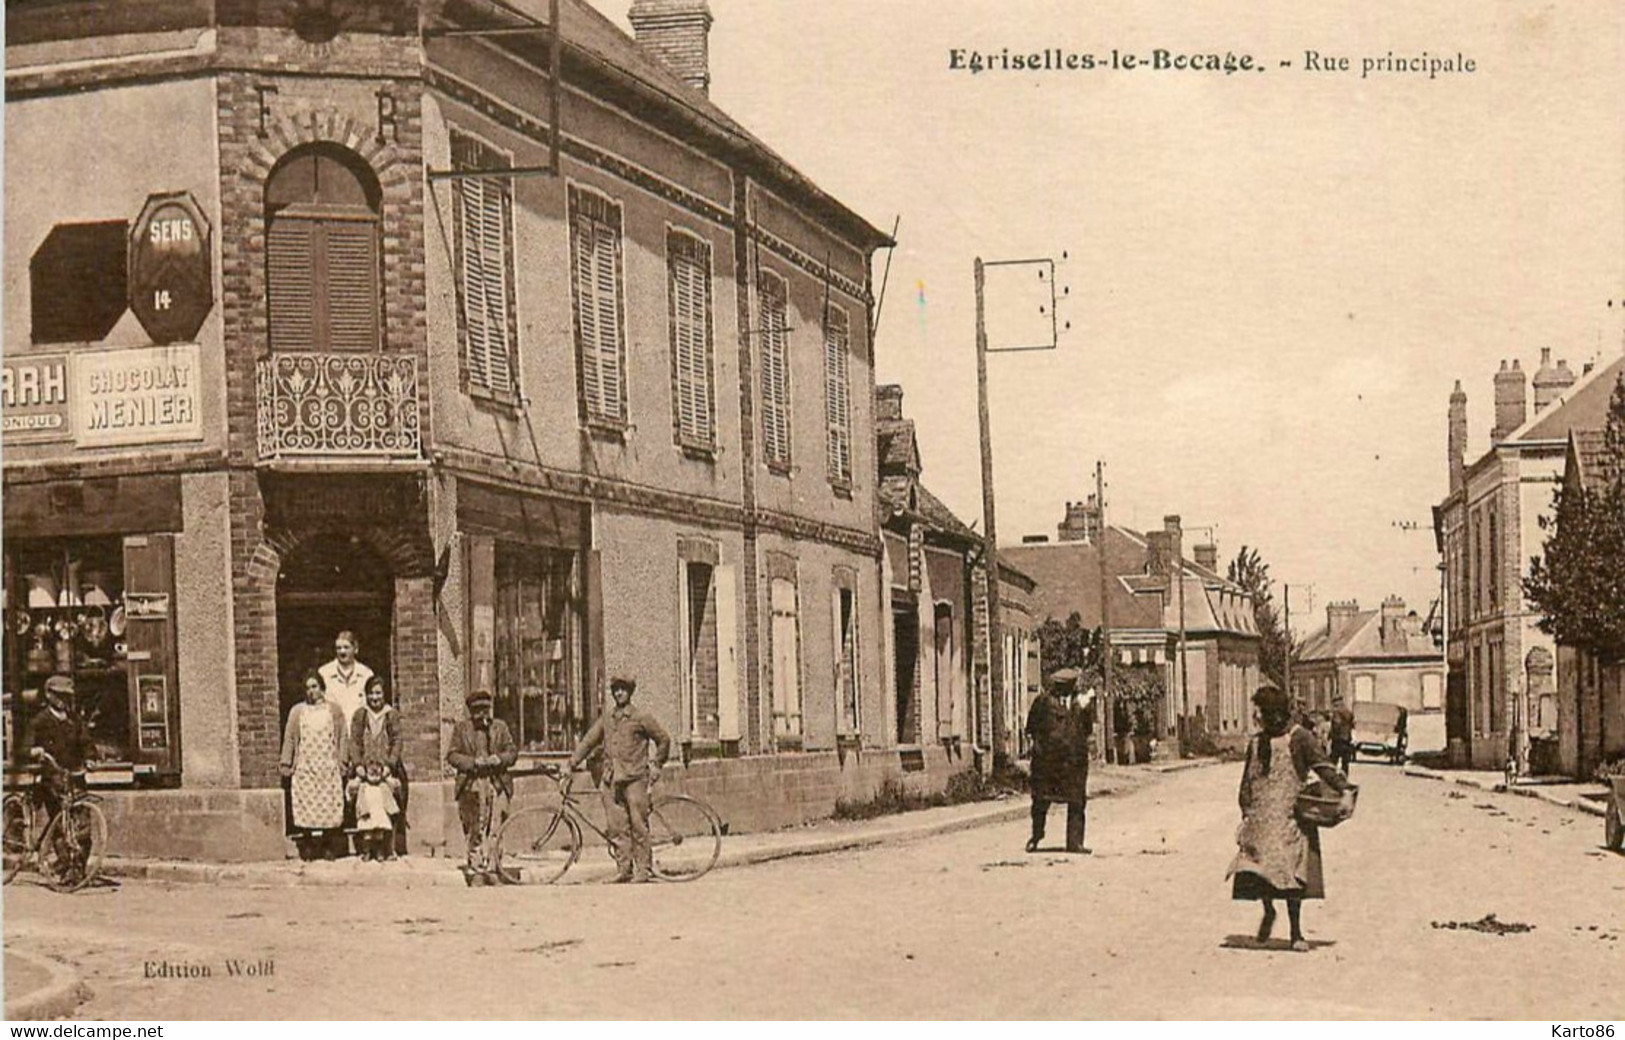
275, 534, 393, 724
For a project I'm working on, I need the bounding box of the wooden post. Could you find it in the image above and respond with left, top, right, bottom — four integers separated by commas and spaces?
975, 257, 1006, 764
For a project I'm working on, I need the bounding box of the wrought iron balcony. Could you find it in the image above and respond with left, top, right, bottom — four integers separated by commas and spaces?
256, 352, 422, 462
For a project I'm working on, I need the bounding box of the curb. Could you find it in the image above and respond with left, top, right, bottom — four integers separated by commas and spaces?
102, 778, 1148, 887
5, 947, 90, 1021
1401, 765, 1606, 817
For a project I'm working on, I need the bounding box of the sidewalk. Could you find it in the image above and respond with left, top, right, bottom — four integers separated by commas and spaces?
1401, 763, 1608, 817
101, 760, 1219, 888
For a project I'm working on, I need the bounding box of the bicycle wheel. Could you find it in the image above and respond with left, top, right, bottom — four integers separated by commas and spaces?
493, 806, 581, 885
3, 794, 29, 885
40, 801, 106, 893
648, 795, 722, 882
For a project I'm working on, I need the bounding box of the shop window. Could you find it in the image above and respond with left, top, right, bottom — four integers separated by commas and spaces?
758, 270, 792, 470
568, 185, 628, 428
30, 221, 129, 344
450, 129, 519, 400
265, 144, 382, 353
666, 229, 716, 451
489, 543, 583, 754
824, 304, 853, 487
3, 534, 179, 781
769, 576, 802, 745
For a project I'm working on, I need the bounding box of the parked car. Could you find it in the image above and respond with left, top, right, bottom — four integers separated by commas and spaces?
1352, 702, 1408, 764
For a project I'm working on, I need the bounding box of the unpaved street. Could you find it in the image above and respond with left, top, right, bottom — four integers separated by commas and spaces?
6, 765, 1622, 1019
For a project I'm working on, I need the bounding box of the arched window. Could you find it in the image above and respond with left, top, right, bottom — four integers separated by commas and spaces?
264, 144, 382, 352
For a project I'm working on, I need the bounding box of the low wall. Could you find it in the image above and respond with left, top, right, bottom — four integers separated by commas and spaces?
100, 744, 974, 863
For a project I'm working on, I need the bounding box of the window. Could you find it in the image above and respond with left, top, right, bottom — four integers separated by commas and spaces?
758, 270, 792, 469
682, 561, 720, 741
666, 230, 715, 450
1487, 506, 1499, 609
569, 185, 627, 427
486, 543, 584, 754
835, 584, 860, 736
824, 304, 853, 486
450, 130, 518, 399
265, 144, 381, 353
769, 576, 802, 744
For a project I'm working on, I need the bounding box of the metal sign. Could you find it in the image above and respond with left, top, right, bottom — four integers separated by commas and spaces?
129, 192, 213, 344
74, 344, 202, 449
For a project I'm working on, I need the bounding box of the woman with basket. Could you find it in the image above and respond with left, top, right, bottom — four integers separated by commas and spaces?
1227, 687, 1356, 951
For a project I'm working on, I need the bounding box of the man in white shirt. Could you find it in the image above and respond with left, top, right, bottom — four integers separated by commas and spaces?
317, 630, 374, 725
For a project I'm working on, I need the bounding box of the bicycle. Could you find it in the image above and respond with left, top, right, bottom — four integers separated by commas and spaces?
492, 765, 723, 884
3, 754, 108, 893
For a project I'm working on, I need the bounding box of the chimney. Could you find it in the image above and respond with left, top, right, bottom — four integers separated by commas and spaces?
875, 384, 904, 422
1379, 595, 1406, 648
1144, 531, 1172, 577
1447, 380, 1468, 494
1058, 495, 1102, 544
1532, 347, 1579, 412
628, 0, 714, 94
1491, 359, 1527, 443
1164, 515, 1184, 574
1326, 600, 1360, 641
1194, 543, 1218, 573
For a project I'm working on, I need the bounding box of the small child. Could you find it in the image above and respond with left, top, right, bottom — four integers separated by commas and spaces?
348, 761, 400, 861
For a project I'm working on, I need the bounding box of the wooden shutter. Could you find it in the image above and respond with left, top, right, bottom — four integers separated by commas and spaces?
123, 534, 180, 777
324, 220, 380, 352
759, 273, 791, 467
571, 187, 625, 425
824, 305, 852, 483
715, 563, 739, 742
452, 131, 516, 397
668, 231, 713, 448
267, 218, 318, 351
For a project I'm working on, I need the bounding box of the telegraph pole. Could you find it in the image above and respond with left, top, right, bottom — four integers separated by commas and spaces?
1096, 461, 1114, 762
974, 258, 1005, 764
1176, 547, 1189, 757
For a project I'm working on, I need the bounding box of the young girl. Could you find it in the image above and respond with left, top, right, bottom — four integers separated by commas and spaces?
349, 760, 399, 861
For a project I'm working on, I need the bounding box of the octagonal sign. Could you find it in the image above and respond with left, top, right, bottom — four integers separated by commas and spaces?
129, 192, 213, 344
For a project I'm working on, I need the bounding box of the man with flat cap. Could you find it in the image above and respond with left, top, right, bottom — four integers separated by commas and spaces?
447, 689, 517, 876
568, 675, 672, 883
26, 675, 97, 822
1024, 667, 1097, 854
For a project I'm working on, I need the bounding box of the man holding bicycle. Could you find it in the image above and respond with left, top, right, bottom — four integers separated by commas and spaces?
25, 675, 96, 869
447, 689, 518, 877
567, 676, 671, 884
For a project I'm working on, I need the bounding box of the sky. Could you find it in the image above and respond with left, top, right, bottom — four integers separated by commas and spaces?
590, 0, 1625, 634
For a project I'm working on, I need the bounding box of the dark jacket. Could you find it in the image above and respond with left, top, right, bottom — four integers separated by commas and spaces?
570, 703, 672, 785
347, 705, 402, 775
26, 708, 95, 775
447, 717, 518, 800
1025, 691, 1093, 803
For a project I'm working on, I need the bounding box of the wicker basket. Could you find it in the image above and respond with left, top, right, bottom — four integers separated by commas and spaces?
1295, 782, 1358, 828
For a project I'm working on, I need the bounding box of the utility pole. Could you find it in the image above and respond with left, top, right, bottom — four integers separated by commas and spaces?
1283, 584, 1314, 705
1096, 461, 1114, 763
1176, 548, 1189, 757
974, 258, 1005, 765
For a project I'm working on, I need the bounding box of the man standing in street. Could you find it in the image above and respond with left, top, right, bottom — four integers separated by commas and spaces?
568, 676, 672, 883
1024, 667, 1097, 854
1329, 695, 1356, 775
447, 689, 517, 878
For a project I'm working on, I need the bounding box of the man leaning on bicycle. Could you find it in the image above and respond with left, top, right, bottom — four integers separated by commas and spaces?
25, 675, 96, 819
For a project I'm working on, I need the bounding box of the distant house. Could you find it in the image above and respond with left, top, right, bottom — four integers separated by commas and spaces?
1291, 597, 1444, 716
1552, 427, 1625, 778
876, 386, 1038, 767
1435, 349, 1625, 771
1004, 507, 1260, 749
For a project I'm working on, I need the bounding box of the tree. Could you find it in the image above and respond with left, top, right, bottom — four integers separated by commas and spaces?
1526, 374, 1625, 662
1035, 612, 1163, 737
1227, 545, 1295, 689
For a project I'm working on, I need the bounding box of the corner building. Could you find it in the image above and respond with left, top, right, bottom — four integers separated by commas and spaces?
3, 0, 907, 858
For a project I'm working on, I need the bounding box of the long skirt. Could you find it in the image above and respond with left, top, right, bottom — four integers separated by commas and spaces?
1231, 825, 1325, 900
